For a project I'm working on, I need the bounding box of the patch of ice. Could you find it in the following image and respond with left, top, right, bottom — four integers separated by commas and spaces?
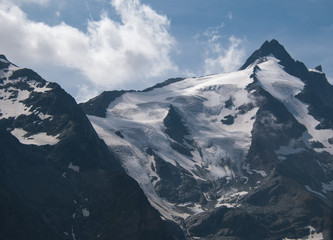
305, 185, 326, 199
215, 190, 248, 208
242, 164, 267, 177
37, 112, 53, 120
82, 208, 90, 217
29, 81, 53, 92
308, 69, 322, 74
68, 162, 80, 173
283, 226, 323, 240
278, 156, 287, 160
252, 169, 267, 177
71, 226, 76, 240
276, 146, 305, 156
10, 128, 60, 145
321, 180, 333, 194
216, 203, 240, 208
0, 88, 33, 120
230, 191, 248, 197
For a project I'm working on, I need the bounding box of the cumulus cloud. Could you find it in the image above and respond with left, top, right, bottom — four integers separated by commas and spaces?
204, 35, 245, 75
0, 0, 177, 99
4, 0, 49, 5
227, 11, 232, 20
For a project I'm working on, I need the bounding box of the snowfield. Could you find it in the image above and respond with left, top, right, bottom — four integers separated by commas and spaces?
89, 54, 333, 220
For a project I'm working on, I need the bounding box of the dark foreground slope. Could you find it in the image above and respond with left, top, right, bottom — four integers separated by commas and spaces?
0, 55, 183, 240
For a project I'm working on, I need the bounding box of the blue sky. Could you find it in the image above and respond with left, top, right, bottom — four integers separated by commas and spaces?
0, 0, 332, 101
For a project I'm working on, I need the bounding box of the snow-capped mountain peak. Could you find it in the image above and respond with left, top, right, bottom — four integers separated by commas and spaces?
81, 40, 333, 239
0, 57, 60, 145
240, 39, 296, 71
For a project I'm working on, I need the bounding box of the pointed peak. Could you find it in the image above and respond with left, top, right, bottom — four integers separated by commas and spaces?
0, 54, 9, 62
240, 39, 295, 70
260, 39, 284, 51
315, 65, 322, 72
0, 54, 8, 60
0, 54, 11, 69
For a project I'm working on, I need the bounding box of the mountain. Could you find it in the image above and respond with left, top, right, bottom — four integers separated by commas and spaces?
0, 55, 184, 240
81, 40, 333, 240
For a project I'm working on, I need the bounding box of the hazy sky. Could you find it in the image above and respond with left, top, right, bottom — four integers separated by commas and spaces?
0, 0, 332, 101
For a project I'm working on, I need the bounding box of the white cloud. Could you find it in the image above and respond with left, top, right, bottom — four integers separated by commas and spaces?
3, 0, 49, 5
227, 11, 232, 20
328, 77, 333, 85
204, 36, 245, 75
0, 0, 177, 100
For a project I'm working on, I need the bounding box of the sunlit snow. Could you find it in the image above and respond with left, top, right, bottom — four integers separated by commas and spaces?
10, 128, 60, 145
88, 55, 333, 220
256, 57, 333, 154
68, 162, 80, 172
283, 226, 324, 240
82, 208, 90, 217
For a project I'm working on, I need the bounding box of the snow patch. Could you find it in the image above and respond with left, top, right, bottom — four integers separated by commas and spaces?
10, 128, 60, 145
308, 69, 322, 74
71, 226, 76, 240
37, 112, 53, 120
283, 226, 323, 240
0, 88, 33, 120
256, 57, 333, 154
68, 162, 80, 173
321, 180, 333, 194
82, 208, 90, 217
242, 164, 267, 177
305, 185, 326, 199
216, 203, 240, 208
215, 191, 248, 208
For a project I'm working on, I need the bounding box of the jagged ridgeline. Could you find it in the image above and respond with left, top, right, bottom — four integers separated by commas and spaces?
1, 39, 333, 240
81, 40, 333, 240
0, 54, 184, 240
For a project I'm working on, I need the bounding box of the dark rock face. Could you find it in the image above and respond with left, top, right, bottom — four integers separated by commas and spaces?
141, 78, 185, 92
0, 57, 184, 240
79, 90, 127, 118
246, 78, 306, 168
186, 172, 332, 240
163, 105, 190, 144
315, 65, 322, 72
146, 148, 205, 204
221, 115, 235, 125
240, 39, 296, 73
296, 71, 333, 130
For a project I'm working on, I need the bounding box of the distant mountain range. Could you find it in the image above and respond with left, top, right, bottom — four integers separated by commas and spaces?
1, 40, 332, 239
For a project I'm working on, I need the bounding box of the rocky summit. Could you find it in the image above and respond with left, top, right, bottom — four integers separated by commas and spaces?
81, 40, 333, 239
1, 40, 333, 240
0, 54, 183, 240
